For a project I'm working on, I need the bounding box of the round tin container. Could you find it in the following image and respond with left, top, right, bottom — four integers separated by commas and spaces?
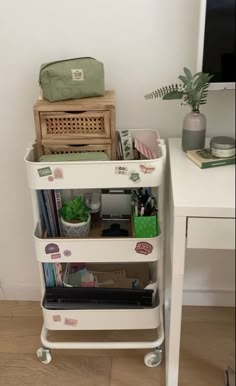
210, 136, 236, 158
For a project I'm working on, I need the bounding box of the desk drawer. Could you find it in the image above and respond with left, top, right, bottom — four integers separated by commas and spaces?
187, 218, 235, 249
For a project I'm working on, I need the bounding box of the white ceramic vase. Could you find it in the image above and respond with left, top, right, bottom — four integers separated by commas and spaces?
182, 111, 206, 152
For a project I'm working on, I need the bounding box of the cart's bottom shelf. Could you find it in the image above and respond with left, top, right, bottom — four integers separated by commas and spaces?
42, 303, 161, 330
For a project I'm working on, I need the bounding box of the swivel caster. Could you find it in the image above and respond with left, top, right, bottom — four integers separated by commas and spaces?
36, 347, 52, 364
144, 347, 162, 368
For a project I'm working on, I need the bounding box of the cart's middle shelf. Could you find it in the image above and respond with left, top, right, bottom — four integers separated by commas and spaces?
34, 223, 162, 263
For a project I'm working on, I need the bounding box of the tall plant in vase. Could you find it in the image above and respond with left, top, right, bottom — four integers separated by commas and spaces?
145, 67, 213, 151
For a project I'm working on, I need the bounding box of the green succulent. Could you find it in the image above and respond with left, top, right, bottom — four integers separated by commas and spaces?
145, 67, 214, 112
59, 196, 89, 223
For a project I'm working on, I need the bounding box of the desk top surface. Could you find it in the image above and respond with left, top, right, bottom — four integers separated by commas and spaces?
168, 138, 235, 217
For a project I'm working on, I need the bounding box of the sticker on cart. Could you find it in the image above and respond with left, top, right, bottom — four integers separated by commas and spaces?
115, 166, 128, 175
135, 242, 153, 255
140, 164, 155, 174
51, 253, 61, 260
52, 314, 61, 322
64, 318, 78, 327
48, 176, 54, 182
37, 167, 52, 177
45, 243, 59, 254
63, 249, 72, 257
53, 167, 64, 179
129, 171, 141, 183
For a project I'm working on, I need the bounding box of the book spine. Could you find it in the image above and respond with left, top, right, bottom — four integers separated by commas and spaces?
53, 263, 63, 287
54, 190, 63, 236
202, 158, 236, 169
43, 190, 58, 237
37, 190, 52, 237
49, 190, 60, 236
43, 263, 55, 287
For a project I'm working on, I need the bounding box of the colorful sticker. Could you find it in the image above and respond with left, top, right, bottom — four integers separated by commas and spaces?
115, 166, 128, 175
129, 171, 141, 183
37, 167, 52, 177
53, 168, 64, 179
45, 243, 59, 254
52, 315, 61, 322
64, 318, 78, 327
63, 249, 72, 257
140, 164, 155, 174
48, 176, 54, 182
51, 253, 61, 260
135, 242, 153, 255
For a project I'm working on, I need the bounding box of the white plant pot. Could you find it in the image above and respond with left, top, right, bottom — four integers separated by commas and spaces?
61, 214, 91, 238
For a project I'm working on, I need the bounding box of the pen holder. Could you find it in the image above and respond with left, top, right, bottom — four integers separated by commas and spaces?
132, 212, 159, 238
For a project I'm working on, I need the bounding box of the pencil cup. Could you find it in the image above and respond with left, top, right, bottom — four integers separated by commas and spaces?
132, 213, 159, 238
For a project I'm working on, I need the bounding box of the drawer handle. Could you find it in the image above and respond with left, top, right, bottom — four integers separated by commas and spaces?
63, 111, 87, 114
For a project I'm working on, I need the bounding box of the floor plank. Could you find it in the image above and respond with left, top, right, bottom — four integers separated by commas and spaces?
0, 353, 111, 386
0, 301, 234, 386
110, 355, 164, 386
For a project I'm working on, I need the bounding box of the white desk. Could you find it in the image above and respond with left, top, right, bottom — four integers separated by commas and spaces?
165, 138, 235, 386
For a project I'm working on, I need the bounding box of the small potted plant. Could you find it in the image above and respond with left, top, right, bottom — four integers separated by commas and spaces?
145, 67, 213, 151
59, 196, 91, 238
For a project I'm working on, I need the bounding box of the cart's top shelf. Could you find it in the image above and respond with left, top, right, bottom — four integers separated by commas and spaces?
24, 130, 165, 189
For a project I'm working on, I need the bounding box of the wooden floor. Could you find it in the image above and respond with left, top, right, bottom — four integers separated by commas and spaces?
0, 302, 234, 386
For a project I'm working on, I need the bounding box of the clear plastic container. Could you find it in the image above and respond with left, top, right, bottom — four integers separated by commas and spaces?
89, 191, 101, 228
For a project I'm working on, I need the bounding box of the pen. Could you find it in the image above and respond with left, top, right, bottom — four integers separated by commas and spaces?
140, 206, 145, 216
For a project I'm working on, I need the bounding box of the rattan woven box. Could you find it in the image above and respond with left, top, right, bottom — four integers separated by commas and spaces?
33, 90, 116, 159
42, 143, 112, 159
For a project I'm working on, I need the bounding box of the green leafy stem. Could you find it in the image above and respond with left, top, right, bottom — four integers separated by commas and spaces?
145, 67, 214, 112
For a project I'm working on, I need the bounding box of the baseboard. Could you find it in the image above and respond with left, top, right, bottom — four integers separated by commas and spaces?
183, 289, 235, 307
0, 286, 41, 301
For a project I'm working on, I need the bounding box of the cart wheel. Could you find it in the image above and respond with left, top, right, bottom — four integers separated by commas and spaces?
36, 347, 52, 364
144, 347, 162, 368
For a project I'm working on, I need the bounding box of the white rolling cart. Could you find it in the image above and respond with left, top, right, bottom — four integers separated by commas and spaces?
24, 129, 166, 367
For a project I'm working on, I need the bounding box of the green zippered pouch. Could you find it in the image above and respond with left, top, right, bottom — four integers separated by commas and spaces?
39, 57, 105, 102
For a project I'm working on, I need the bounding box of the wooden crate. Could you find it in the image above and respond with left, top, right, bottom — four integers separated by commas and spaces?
34, 90, 116, 159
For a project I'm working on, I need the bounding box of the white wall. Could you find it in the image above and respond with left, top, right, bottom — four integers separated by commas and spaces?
0, 0, 235, 302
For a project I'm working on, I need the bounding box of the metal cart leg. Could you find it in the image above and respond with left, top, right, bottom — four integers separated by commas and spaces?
37, 309, 164, 366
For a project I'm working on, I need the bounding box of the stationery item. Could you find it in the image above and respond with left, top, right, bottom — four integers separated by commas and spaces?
134, 137, 156, 160
133, 212, 159, 238
54, 190, 62, 236
53, 263, 63, 287
102, 223, 129, 237
43, 190, 60, 237
186, 148, 236, 169
131, 188, 159, 237
119, 130, 134, 160
43, 263, 56, 287
37, 190, 52, 237
43, 287, 154, 309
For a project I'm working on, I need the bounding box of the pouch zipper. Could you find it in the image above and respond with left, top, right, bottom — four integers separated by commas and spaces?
39, 57, 95, 83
